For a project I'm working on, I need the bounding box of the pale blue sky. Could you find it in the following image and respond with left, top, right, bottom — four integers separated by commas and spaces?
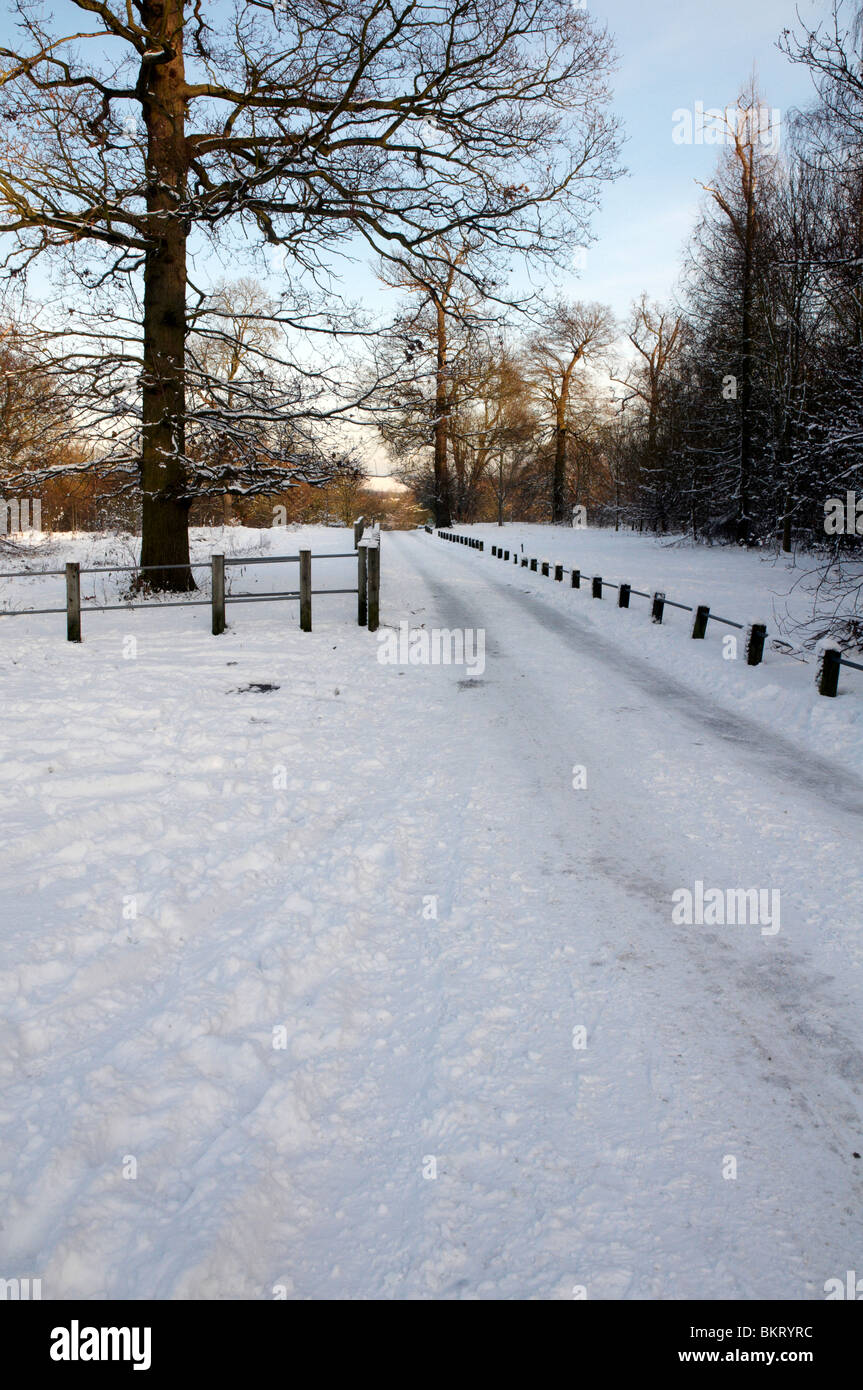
573, 0, 823, 320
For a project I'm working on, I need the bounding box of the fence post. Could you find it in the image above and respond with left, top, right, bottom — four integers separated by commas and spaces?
521, 557, 528, 567
652, 591, 665, 624
592, 576, 602, 599
618, 583, 630, 608
367, 540, 380, 633
692, 605, 710, 639
505, 550, 510, 561
357, 545, 368, 626
299, 549, 312, 632
541, 561, 549, 577
492, 545, 498, 557
65, 562, 81, 643
530, 558, 537, 571
817, 645, 841, 698
211, 553, 225, 635
554, 564, 563, 582
746, 622, 767, 666
353, 516, 365, 548
571, 569, 580, 589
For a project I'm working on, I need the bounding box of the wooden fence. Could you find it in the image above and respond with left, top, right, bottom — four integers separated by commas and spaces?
0, 523, 380, 643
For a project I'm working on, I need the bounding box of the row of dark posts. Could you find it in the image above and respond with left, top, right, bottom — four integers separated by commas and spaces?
448, 532, 815, 684
439, 531, 484, 551
489, 544, 771, 666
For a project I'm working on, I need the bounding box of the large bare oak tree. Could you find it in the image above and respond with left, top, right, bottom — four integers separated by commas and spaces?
0, 0, 620, 583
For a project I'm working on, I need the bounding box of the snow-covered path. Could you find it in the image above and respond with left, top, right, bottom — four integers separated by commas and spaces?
2, 528, 862, 1299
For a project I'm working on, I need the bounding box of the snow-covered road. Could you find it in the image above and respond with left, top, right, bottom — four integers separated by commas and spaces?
2, 527, 862, 1299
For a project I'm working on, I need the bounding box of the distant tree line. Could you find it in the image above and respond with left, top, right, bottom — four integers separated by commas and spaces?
379, 3, 863, 563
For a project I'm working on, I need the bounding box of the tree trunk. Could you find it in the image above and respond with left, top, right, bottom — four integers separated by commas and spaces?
552, 399, 567, 523
779, 402, 796, 552
138, 0, 194, 592
432, 301, 452, 528
736, 152, 757, 547
738, 265, 753, 545
552, 361, 577, 525
781, 498, 792, 553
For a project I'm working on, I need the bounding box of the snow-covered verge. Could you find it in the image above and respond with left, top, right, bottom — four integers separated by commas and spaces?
1, 524, 862, 1300
0, 526, 380, 1297
457, 523, 863, 780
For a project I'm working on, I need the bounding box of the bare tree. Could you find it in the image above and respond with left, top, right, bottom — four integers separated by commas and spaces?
527, 299, 615, 522
0, 0, 621, 587
484, 347, 538, 525
612, 296, 684, 530
697, 84, 779, 542
377, 238, 484, 526
186, 277, 279, 524
0, 315, 78, 481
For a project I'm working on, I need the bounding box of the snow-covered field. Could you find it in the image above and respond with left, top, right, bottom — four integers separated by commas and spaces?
1, 523, 862, 1299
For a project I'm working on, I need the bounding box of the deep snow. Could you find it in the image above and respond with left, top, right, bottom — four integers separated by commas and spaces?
1, 524, 862, 1299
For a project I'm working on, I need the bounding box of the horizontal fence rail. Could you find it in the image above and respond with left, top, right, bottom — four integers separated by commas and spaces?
0, 533, 381, 642
431, 526, 860, 699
